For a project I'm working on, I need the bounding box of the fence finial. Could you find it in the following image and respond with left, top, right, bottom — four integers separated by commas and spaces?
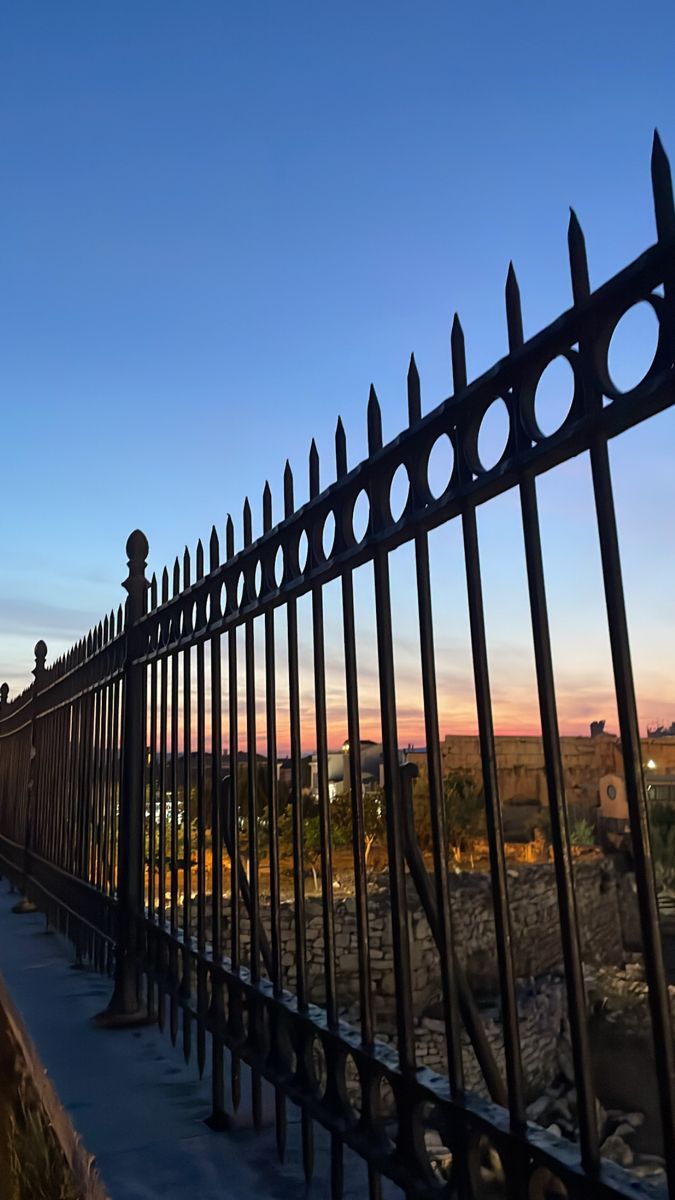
567, 208, 590, 305
335, 417, 347, 479
309, 439, 320, 498
407, 354, 421, 425
243, 497, 252, 546
209, 526, 220, 570
505, 262, 524, 350
0, 682, 8, 712
367, 384, 382, 452
34, 641, 47, 678
123, 531, 150, 623
226, 514, 235, 559
451, 314, 467, 392
652, 130, 675, 244
283, 460, 294, 517
196, 539, 204, 580
262, 482, 272, 532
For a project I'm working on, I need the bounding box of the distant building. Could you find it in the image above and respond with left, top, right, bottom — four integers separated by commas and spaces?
308, 739, 409, 798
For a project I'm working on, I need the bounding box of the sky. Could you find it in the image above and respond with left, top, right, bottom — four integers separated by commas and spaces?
2, 2, 675, 751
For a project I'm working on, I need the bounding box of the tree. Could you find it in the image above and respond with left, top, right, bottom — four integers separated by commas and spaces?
443, 770, 486, 866
412, 769, 486, 867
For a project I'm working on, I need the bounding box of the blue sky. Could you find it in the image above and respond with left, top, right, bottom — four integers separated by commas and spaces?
2, 2, 674, 744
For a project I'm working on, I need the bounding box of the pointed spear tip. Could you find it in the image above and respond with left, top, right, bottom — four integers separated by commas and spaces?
368, 382, 378, 402
502, 258, 516, 292
451, 311, 463, 335
263, 479, 271, 497
652, 127, 666, 163
408, 351, 417, 372
568, 205, 583, 235
335, 414, 344, 435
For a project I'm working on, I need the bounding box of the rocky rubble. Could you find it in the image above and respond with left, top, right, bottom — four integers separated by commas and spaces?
526, 1078, 665, 1185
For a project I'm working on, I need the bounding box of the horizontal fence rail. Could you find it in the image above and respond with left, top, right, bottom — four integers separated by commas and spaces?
2, 134, 675, 1199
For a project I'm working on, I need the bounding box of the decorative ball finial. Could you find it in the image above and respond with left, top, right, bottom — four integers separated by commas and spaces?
126, 529, 149, 575
34, 640, 48, 666
0, 682, 9, 707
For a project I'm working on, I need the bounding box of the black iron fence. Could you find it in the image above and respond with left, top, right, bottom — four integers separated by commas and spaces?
1, 135, 675, 1199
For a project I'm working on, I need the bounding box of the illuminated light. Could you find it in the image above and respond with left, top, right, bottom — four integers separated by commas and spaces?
647, 759, 657, 770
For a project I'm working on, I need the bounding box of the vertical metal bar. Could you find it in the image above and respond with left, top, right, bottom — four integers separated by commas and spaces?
505, 261, 599, 1169
462, 502, 525, 1127
263, 485, 282, 995
335, 417, 375, 1050
149, 658, 158, 919
520, 470, 599, 1167
309, 441, 338, 1029
169, 644, 180, 1045
568, 194, 675, 1183
110, 680, 122, 898
226, 514, 242, 1113
373, 548, 415, 1072
181, 550, 193, 1061
592, 439, 675, 1180
209, 586, 227, 1126
408, 355, 464, 1097
262, 484, 286, 1159
242, 500, 263, 1129
196, 631, 207, 1076
100, 691, 112, 897
284, 463, 308, 1011
158, 572, 169, 931
243, 501, 260, 985
100, 531, 149, 1021
368, 386, 415, 1074
453, 314, 525, 1128
283, 462, 312, 1176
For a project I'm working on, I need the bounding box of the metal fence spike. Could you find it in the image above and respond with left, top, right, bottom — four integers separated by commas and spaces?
505, 261, 524, 350
568, 208, 590, 305
226, 514, 235, 559
335, 417, 347, 478
263, 482, 272, 532
243, 498, 252, 546
652, 130, 675, 244
309, 439, 320, 497
407, 353, 421, 424
283, 460, 294, 517
367, 384, 382, 452
196, 539, 204, 580
451, 313, 467, 392
209, 526, 219, 570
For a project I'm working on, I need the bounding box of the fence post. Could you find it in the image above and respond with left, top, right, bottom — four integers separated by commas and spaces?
97, 530, 149, 1025
0, 682, 8, 714
12, 640, 47, 915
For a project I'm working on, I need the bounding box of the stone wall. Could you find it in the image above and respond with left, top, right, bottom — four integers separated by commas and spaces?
223, 859, 628, 1098
407, 734, 675, 811
242, 859, 624, 1012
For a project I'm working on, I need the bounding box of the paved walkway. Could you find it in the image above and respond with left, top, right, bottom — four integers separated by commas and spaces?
0, 881, 384, 1199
